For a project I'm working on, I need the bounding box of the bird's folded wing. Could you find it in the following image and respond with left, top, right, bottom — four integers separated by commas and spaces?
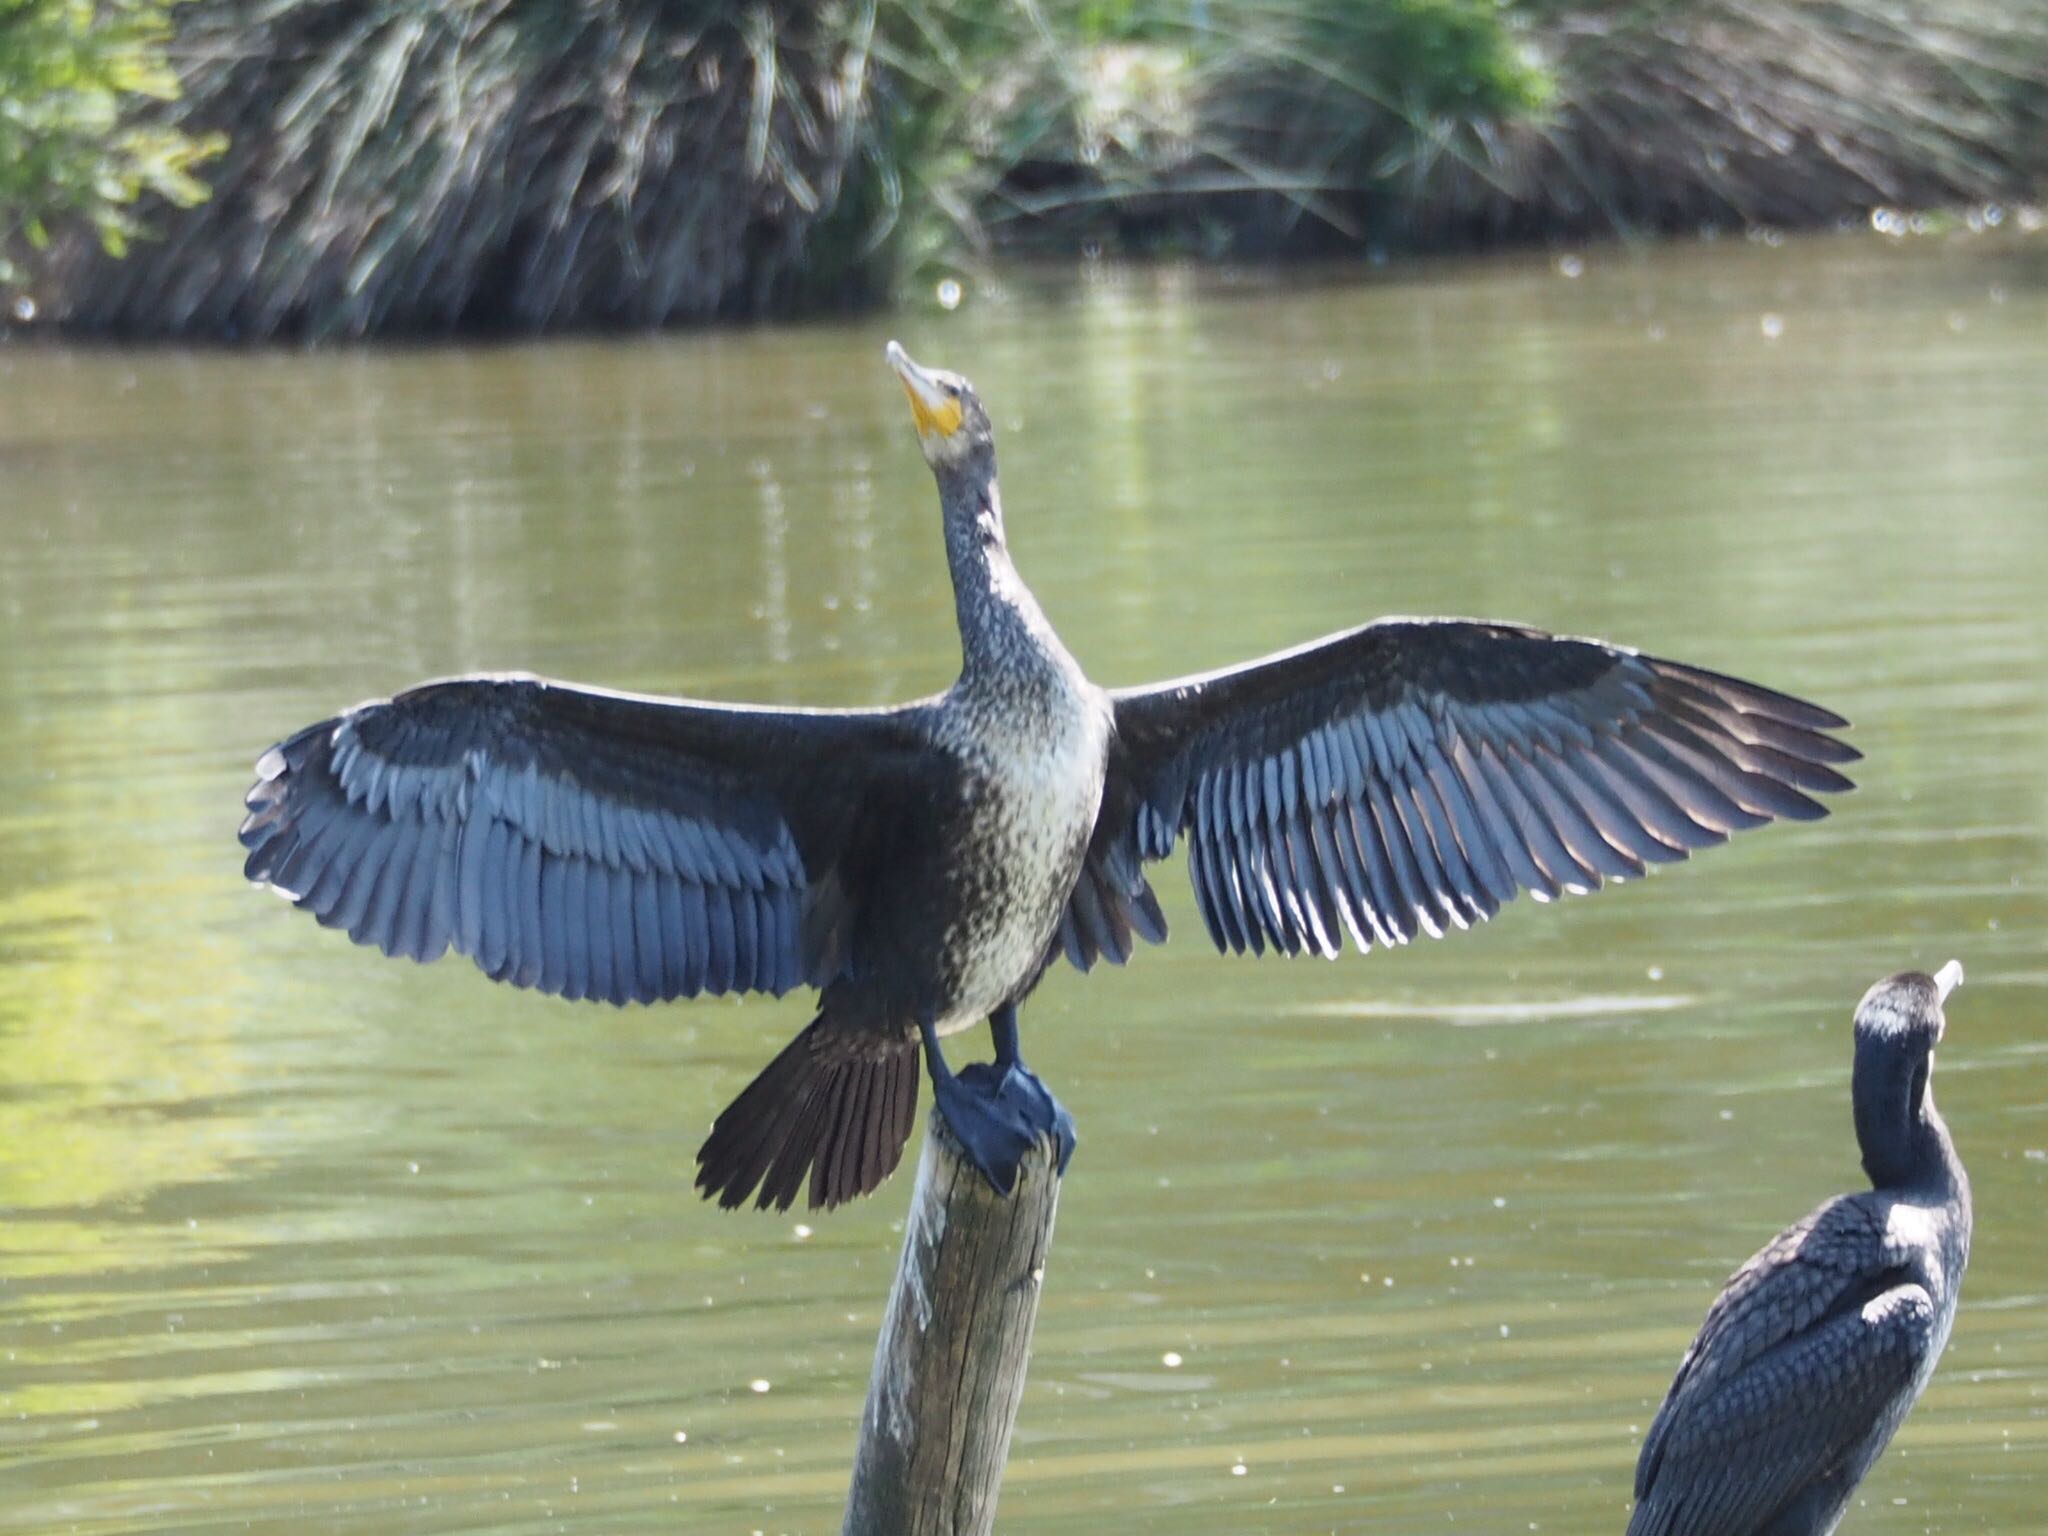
1055, 618, 1856, 970
239, 673, 932, 1005
1656, 1199, 1898, 1406
1628, 1280, 1934, 1536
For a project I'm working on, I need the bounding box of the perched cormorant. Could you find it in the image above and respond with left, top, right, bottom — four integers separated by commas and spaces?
1628, 961, 1971, 1536
240, 342, 1858, 1212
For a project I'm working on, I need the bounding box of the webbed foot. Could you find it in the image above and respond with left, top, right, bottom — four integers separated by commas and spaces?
982, 1059, 1076, 1176
921, 1018, 1077, 1196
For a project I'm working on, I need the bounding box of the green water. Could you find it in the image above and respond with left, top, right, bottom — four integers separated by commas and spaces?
3, 232, 2045, 1533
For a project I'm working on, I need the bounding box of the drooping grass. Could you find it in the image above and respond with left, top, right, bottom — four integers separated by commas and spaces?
27, 0, 2048, 338
897, 0, 2048, 256
38, 0, 891, 339
1419, 0, 2048, 241
872, 0, 1553, 258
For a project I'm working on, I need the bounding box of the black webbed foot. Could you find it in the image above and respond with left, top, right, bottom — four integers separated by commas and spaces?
921, 1017, 1077, 1196
984, 1060, 1077, 1176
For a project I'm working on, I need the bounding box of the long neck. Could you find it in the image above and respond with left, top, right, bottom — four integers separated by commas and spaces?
935, 456, 1070, 686
1855, 1045, 1963, 1197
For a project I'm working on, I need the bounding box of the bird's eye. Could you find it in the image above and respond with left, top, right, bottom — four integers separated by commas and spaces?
943, 383, 961, 399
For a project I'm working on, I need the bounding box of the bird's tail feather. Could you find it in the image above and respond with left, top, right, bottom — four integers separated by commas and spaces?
694, 1019, 921, 1211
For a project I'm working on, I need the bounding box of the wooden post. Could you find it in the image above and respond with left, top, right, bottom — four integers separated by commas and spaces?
842, 1111, 1062, 1536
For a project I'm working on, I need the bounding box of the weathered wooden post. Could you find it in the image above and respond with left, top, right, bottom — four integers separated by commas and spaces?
842, 1111, 1063, 1536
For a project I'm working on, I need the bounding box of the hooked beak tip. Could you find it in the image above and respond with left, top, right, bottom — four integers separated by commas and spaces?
1933, 959, 1964, 1004
885, 339, 913, 377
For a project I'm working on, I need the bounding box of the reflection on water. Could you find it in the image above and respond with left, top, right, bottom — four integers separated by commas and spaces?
3, 233, 2045, 1532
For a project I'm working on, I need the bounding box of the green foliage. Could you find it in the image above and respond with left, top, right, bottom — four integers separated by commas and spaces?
0, 0, 220, 284
857, 0, 1552, 265
1248, 0, 1549, 118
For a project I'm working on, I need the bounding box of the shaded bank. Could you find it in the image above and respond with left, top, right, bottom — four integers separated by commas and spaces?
33, 1, 885, 339
27, 0, 2048, 340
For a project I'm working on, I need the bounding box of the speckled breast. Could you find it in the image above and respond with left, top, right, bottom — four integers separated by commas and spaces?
931, 682, 1111, 1033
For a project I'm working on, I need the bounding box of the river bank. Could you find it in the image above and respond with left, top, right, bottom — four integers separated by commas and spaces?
23, 0, 2048, 340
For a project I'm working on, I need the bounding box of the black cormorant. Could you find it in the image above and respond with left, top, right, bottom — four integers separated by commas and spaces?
1628, 960, 1970, 1536
240, 342, 1858, 1212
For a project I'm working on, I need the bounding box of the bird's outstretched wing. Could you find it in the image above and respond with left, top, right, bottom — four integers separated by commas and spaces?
239, 674, 936, 1005
1053, 618, 1856, 970
1628, 1198, 1933, 1536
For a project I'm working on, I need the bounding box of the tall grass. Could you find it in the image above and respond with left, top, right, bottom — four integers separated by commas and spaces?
1425, 0, 2048, 240
39, 1, 889, 339
894, 0, 2047, 256
30, 0, 2048, 338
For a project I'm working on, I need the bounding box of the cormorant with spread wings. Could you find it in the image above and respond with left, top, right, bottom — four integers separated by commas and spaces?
241, 342, 1857, 1212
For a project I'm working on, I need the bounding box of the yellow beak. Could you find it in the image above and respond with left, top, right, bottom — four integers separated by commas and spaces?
886, 340, 964, 439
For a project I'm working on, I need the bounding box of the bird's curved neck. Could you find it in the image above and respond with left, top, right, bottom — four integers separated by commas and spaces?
936, 459, 1071, 688
1855, 1050, 1964, 1197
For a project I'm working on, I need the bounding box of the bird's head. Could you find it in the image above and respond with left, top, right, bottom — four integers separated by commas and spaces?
887, 341, 993, 474
1852, 960, 1962, 1186
1854, 960, 1963, 1053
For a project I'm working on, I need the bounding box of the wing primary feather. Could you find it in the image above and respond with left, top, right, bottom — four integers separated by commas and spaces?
1281, 813, 1339, 956
1642, 714, 1835, 821
1384, 777, 1457, 934
257, 788, 344, 888
456, 817, 490, 958
1319, 802, 1382, 948
706, 888, 737, 995
300, 806, 376, 914
731, 880, 760, 993
329, 820, 403, 940
1490, 749, 1613, 888
1264, 810, 1308, 954
1311, 809, 1374, 952
1248, 759, 1300, 951
361, 820, 423, 955
1522, 748, 1647, 881
539, 854, 569, 994
1593, 736, 1728, 849
1463, 742, 1562, 899
1186, 832, 1236, 953
679, 883, 710, 998
1201, 773, 1253, 951
1622, 725, 1768, 832
561, 857, 591, 1001
1418, 738, 1516, 907
603, 864, 633, 1003
513, 835, 544, 985
1654, 681, 1861, 771
1223, 763, 1277, 953
1342, 795, 1410, 944
420, 819, 460, 962
633, 872, 664, 1003
1544, 748, 1690, 866
1402, 766, 1485, 926
478, 819, 515, 980
1648, 659, 1849, 732
654, 874, 687, 997
1366, 770, 1445, 933
755, 887, 787, 995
